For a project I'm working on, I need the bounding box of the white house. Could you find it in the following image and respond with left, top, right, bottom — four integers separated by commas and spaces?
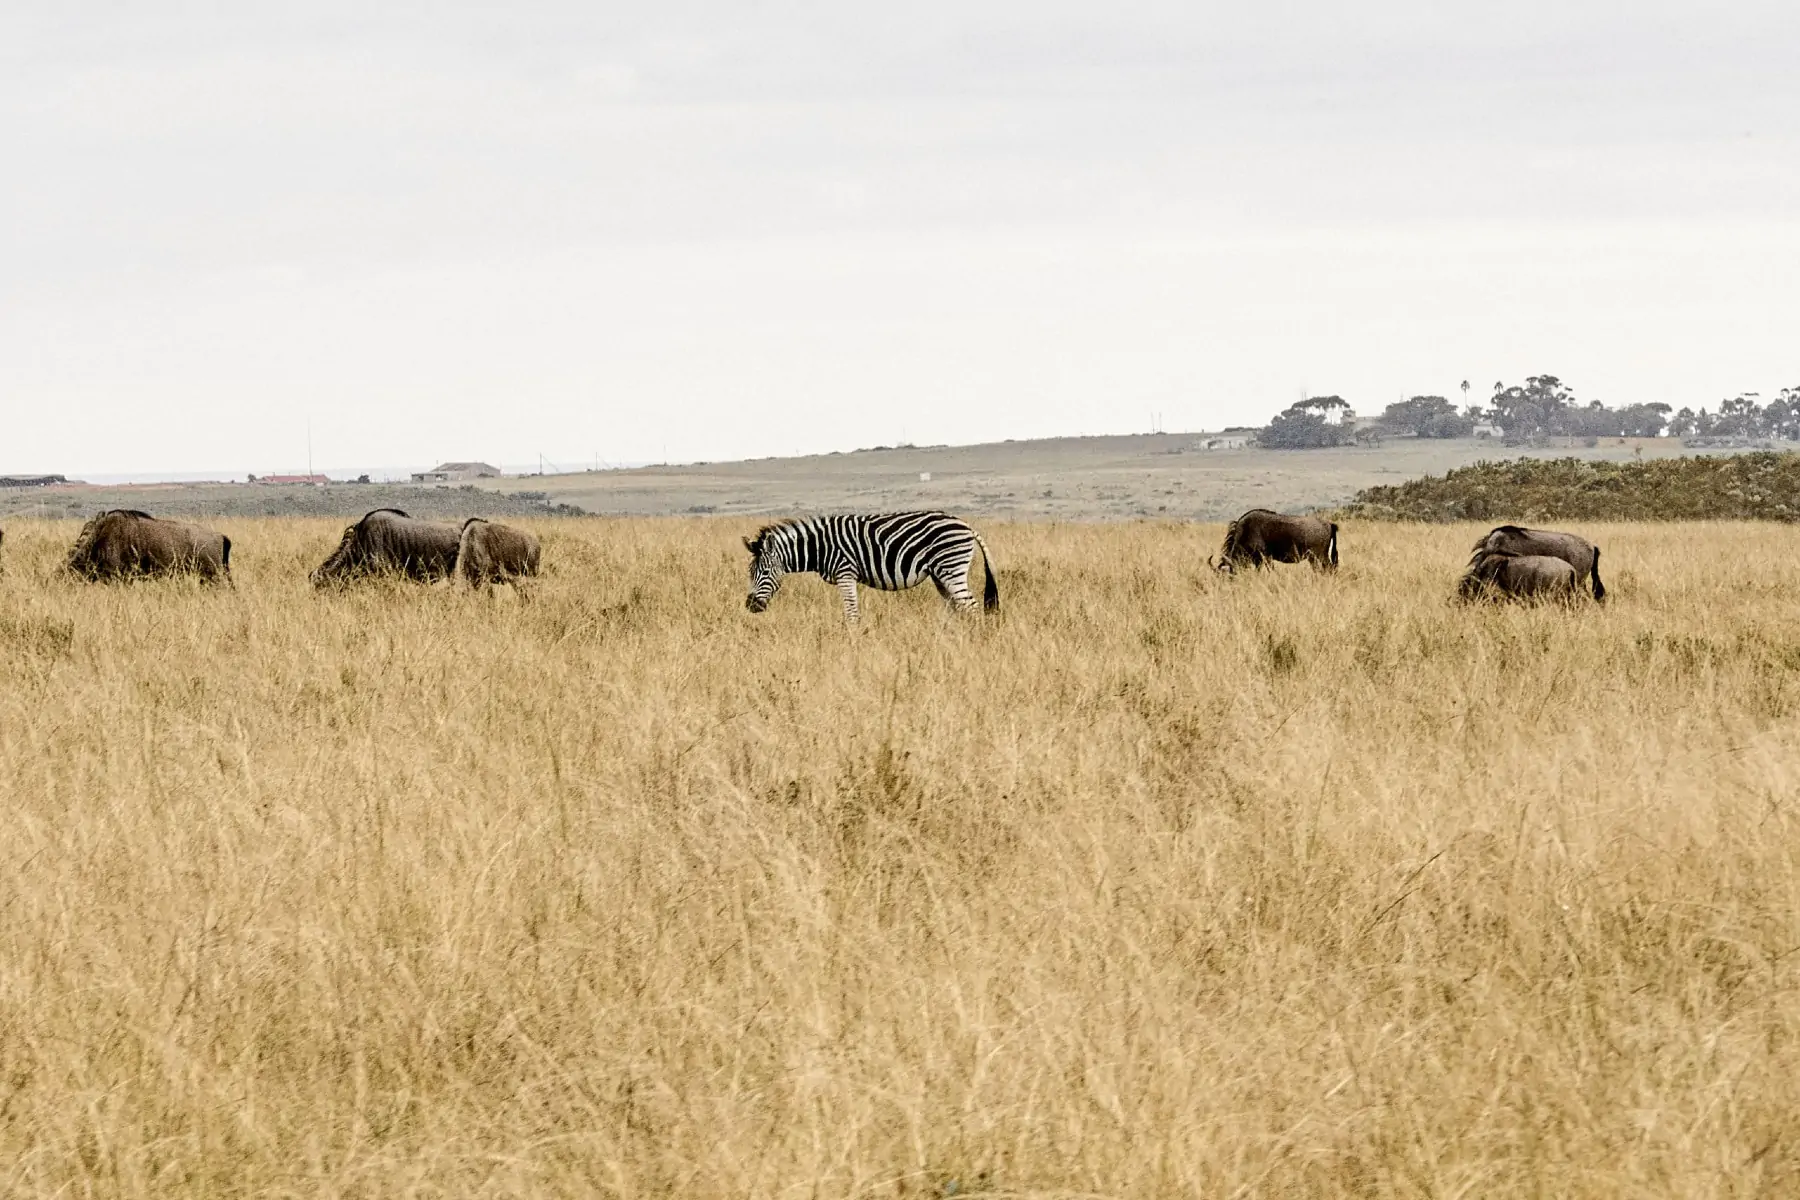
412, 461, 502, 483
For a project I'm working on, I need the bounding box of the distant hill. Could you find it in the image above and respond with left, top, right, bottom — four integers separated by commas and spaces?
8, 436, 1788, 524
0, 482, 585, 522
1340, 452, 1800, 522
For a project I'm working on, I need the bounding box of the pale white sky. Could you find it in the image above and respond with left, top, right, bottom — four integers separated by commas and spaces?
3, 2, 1796, 476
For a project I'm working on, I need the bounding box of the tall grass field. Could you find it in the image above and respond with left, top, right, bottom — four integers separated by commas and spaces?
2, 517, 1798, 1196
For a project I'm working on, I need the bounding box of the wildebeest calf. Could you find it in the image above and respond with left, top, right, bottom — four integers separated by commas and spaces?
457, 518, 540, 586
1458, 552, 1585, 602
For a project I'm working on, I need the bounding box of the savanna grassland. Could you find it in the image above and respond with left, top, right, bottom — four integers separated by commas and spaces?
2, 517, 1799, 1197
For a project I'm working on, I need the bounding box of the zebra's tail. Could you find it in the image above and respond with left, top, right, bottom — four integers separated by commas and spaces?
974, 532, 1000, 612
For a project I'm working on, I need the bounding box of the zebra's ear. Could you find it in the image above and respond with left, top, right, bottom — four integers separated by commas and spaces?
743, 535, 760, 555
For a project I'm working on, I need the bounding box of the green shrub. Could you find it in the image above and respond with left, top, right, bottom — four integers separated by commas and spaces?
1340, 452, 1800, 522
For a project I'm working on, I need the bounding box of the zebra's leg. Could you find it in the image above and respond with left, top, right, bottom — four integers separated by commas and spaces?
835, 574, 861, 621
933, 568, 977, 611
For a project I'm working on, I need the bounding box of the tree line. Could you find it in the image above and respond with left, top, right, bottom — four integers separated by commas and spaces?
1257, 376, 1800, 448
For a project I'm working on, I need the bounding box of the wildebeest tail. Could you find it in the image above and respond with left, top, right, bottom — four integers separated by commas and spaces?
975, 532, 999, 612
1328, 522, 1339, 568
1591, 545, 1605, 602
221, 535, 232, 571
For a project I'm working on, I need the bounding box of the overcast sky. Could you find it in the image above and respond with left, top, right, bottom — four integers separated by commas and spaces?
3, 2, 1796, 476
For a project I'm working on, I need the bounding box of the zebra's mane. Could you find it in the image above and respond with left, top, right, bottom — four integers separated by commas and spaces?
745, 519, 802, 556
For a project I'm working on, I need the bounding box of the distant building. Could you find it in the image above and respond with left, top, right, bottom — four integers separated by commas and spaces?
252, 474, 329, 485
1196, 435, 1251, 451
412, 461, 502, 482
0, 474, 66, 488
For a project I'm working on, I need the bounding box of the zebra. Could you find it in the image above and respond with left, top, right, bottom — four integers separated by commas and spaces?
742, 511, 999, 620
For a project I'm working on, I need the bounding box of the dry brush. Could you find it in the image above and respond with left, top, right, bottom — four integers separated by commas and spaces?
1, 518, 1798, 1196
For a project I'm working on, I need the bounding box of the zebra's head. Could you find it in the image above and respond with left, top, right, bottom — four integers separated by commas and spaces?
744, 530, 783, 612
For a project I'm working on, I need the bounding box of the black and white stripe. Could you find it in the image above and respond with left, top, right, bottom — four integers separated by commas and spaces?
743, 511, 999, 619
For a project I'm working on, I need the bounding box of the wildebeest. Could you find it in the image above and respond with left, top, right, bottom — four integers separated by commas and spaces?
1469, 525, 1604, 600
457, 518, 540, 586
64, 510, 232, 583
1210, 509, 1339, 574
311, 508, 461, 585
1458, 552, 1585, 602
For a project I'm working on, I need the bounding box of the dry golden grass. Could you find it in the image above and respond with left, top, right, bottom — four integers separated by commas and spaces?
2, 517, 1799, 1197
